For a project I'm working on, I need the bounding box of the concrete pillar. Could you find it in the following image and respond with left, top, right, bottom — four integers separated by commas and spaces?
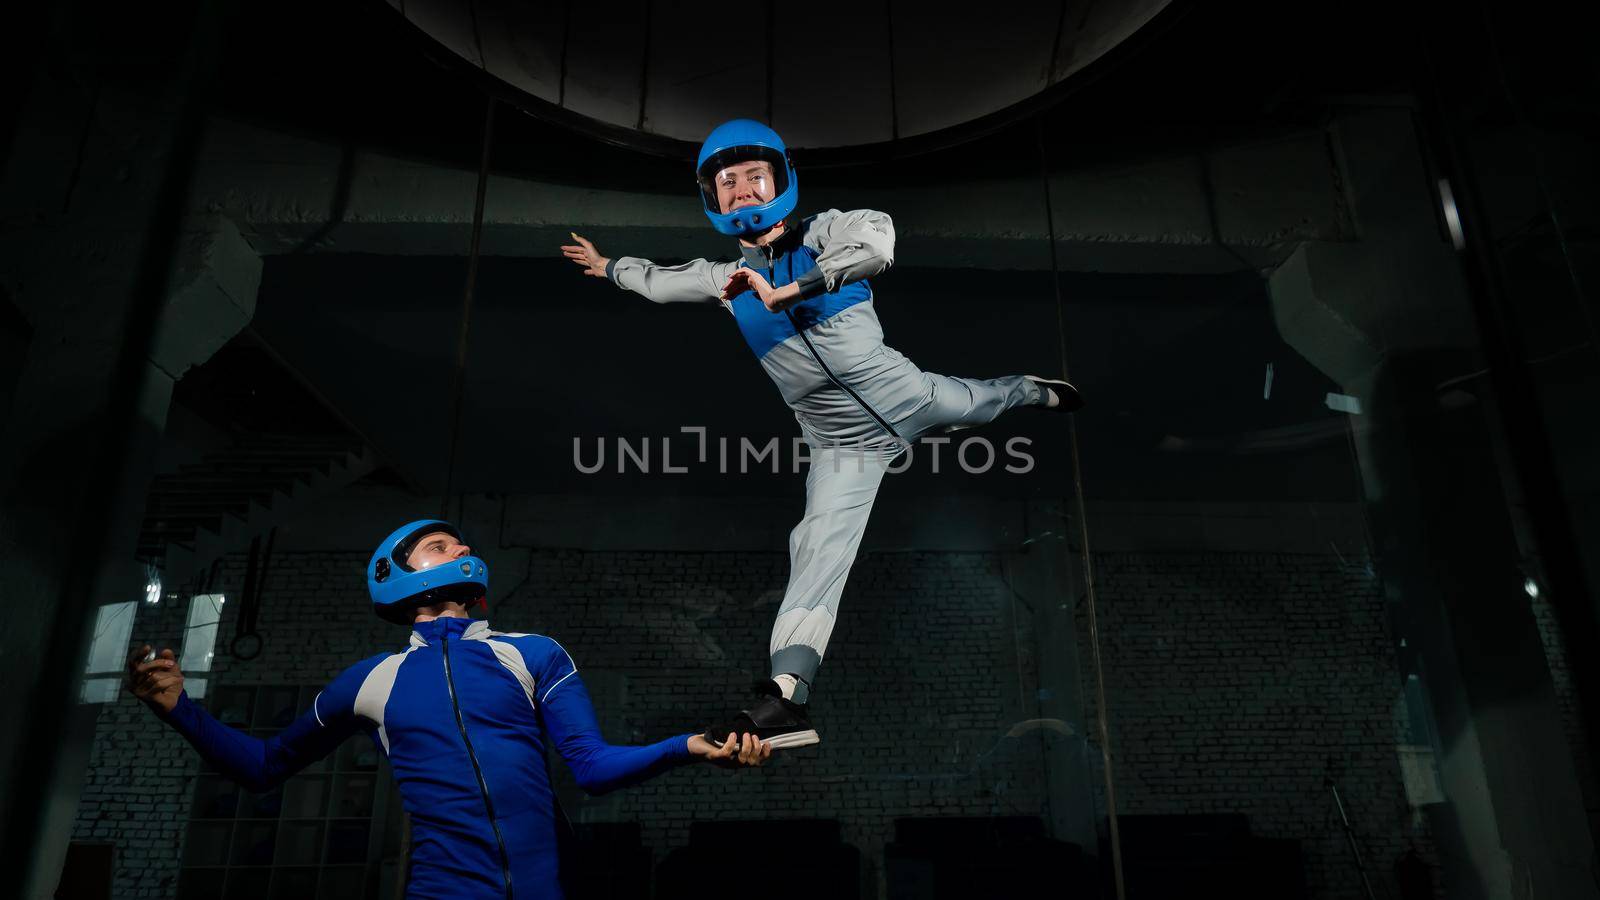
1269, 109, 1597, 898
0, 55, 174, 884
9, 217, 260, 900
0, 10, 258, 890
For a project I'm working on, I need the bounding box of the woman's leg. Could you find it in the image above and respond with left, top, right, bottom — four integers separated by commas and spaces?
896, 372, 1045, 438
768, 444, 893, 701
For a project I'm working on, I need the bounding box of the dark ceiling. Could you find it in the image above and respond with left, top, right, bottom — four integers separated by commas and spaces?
207, 0, 1415, 190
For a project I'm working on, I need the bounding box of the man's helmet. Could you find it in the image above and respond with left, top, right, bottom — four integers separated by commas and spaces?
695, 119, 798, 237
367, 519, 488, 624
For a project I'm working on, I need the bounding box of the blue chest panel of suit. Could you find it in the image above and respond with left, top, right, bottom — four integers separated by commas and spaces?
331, 619, 567, 898
729, 238, 872, 359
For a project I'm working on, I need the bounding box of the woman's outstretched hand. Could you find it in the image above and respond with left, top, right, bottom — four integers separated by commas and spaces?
561, 232, 611, 278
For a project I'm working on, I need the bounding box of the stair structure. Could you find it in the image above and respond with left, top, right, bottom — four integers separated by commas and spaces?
138, 432, 377, 584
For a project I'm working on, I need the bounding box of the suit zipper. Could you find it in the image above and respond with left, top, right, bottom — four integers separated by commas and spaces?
768, 245, 903, 445
441, 632, 514, 899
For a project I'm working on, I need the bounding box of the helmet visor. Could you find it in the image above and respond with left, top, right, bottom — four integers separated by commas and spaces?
697, 146, 790, 217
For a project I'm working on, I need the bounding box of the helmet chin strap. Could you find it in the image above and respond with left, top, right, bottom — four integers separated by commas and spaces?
412, 592, 486, 623
738, 217, 787, 248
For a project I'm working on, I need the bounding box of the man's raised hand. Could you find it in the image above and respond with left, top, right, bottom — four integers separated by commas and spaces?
688, 731, 773, 769
126, 644, 184, 714
561, 232, 611, 278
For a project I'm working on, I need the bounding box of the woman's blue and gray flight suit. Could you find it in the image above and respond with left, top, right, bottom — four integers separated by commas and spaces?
156, 617, 694, 898
605, 209, 1047, 702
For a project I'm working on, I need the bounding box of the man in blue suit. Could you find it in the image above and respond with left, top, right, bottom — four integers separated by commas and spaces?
128, 518, 768, 899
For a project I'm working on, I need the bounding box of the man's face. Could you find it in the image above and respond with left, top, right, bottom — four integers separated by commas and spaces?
714, 160, 776, 215
406, 531, 472, 571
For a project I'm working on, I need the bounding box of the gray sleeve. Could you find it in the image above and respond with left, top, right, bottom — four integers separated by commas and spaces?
606, 256, 734, 305
795, 208, 897, 299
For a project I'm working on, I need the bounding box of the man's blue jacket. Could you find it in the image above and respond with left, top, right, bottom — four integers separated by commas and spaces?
158, 617, 693, 898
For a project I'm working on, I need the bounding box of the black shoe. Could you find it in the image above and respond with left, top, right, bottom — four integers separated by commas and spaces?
704, 680, 820, 750
1026, 375, 1084, 412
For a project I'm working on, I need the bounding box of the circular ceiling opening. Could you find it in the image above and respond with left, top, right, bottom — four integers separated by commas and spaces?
390, 0, 1175, 156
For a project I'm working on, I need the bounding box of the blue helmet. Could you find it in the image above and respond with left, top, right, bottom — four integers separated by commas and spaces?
367, 519, 489, 624
695, 119, 798, 237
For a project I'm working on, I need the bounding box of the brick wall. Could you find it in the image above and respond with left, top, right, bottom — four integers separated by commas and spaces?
1078, 552, 1431, 899
77, 546, 1424, 898
1530, 589, 1599, 822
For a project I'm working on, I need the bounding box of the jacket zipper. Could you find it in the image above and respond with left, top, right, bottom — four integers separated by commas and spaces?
767, 245, 904, 445
441, 632, 514, 899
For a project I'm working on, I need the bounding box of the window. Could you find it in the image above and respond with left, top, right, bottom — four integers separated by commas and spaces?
176, 684, 398, 900
179, 594, 225, 700
80, 593, 227, 704
79, 601, 137, 704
